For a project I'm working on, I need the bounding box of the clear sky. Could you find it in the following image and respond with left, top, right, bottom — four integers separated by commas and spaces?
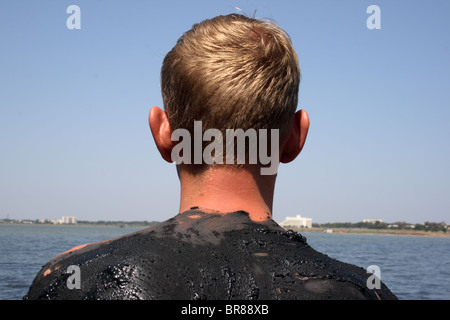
1, 0, 449, 224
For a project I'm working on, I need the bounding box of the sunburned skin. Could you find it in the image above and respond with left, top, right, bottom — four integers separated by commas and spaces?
24, 210, 397, 300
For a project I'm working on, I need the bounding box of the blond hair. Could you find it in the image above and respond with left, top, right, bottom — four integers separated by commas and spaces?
161, 14, 300, 169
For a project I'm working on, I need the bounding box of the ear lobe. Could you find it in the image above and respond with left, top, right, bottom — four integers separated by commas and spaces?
280, 109, 309, 163
148, 106, 174, 163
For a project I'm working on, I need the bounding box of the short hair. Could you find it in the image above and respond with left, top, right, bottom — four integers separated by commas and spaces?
161, 14, 300, 168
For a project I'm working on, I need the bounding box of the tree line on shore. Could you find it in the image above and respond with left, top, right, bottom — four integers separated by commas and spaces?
312, 221, 448, 233
0, 218, 159, 227
2, 218, 447, 233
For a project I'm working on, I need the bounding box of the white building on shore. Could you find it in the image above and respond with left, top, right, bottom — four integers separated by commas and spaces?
49, 216, 77, 224
278, 215, 313, 228
363, 219, 384, 224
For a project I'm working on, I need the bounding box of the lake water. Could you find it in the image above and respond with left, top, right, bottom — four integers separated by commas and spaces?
0, 224, 449, 300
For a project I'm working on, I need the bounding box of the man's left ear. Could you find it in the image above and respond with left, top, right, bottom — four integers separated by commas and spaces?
279, 109, 310, 163
148, 106, 173, 163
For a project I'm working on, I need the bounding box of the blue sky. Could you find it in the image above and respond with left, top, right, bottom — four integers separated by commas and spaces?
1, 0, 449, 224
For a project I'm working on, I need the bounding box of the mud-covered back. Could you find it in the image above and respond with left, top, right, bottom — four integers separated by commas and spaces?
24, 210, 398, 300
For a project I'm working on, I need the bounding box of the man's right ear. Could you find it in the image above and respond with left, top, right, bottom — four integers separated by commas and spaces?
148, 106, 173, 163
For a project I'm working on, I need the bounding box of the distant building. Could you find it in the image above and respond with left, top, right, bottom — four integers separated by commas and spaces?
279, 215, 312, 228
51, 216, 77, 224
62, 216, 77, 224
363, 219, 384, 224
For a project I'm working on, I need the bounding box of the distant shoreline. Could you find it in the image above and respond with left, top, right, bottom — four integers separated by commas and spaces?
2, 221, 449, 237
0, 222, 154, 228
286, 227, 450, 238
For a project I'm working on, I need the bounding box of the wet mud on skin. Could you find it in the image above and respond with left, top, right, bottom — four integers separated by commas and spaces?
24, 210, 398, 300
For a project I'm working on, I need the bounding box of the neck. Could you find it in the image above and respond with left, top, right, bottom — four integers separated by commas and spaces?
177, 165, 277, 222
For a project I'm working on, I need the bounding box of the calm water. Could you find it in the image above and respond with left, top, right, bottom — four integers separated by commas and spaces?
0, 224, 449, 300
303, 232, 450, 300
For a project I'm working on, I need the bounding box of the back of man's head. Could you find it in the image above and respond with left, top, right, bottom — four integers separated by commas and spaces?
160, 14, 301, 172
